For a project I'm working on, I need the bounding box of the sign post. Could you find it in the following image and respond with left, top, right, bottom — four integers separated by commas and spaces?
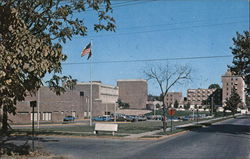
30, 101, 37, 152
168, 109, 176, 133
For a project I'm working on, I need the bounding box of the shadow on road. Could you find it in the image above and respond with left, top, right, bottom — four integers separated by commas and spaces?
188, 115, 250, 137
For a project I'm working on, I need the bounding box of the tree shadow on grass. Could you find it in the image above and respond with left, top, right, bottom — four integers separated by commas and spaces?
0, 134, 59, 157
0, 136, 30, 156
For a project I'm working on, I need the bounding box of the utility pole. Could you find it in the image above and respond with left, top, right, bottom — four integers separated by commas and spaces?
211, 96, 214, 116
80, 92, 84, 119
30, 101, 37, 152
196, 108, 199, 124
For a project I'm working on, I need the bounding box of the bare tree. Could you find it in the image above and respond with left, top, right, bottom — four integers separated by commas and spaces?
144, 64, 192, 132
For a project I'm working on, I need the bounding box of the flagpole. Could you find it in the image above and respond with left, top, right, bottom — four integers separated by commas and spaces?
89, 39, 93, 126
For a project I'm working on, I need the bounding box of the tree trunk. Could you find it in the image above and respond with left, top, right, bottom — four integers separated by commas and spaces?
162, 105, 167, 132
1, 106, 8, 134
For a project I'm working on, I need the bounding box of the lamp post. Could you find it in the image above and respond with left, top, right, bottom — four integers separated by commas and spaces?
80, 92, 84, 119
30, 100, 37, 152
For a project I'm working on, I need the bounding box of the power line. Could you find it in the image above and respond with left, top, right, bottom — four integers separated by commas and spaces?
62, 55, 232, 65
87, 21, 247, 38
86, 16, 247, 33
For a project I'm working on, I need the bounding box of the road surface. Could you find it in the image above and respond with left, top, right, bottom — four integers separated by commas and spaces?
7, 115, 250, 159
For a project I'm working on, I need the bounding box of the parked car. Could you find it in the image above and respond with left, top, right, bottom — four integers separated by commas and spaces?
182, 116, 190, 121
92, 116, 113, 121
63, 116, 76, 122
138, 115, 147, 121
146, 115, 162, 120
167, 117, 179, 122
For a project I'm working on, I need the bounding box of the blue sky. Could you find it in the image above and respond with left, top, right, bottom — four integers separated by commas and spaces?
57, 0, 249, 96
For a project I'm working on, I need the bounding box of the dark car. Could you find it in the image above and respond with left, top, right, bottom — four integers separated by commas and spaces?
138, 115, 147, 121
63, 116, 76, 122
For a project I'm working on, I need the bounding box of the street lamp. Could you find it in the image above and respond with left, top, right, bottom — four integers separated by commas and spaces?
80, 91, 84, 119
30, 100, 37, 152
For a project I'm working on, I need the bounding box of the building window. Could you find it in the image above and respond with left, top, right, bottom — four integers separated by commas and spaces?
42, 112, 52, 121
18, 112, 28, 115
31, 112, 41, 121
72, 111, 76, 117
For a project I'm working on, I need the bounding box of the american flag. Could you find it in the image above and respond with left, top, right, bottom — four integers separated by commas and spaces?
81, 42, 92, 60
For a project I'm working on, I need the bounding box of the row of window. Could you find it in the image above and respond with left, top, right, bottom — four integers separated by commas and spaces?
19, 111, 77, 121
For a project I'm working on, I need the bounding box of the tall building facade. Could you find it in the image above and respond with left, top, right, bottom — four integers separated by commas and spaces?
221, 70, 246, 106
164, 92, 183, 107
117, 79, 148, 109
9, 86, 82, 124
187, 89, 217, 106
76, 81, 119, 116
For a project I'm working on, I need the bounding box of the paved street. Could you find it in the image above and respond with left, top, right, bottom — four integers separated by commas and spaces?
36, 115, 250, 159
127, 115, 250, 159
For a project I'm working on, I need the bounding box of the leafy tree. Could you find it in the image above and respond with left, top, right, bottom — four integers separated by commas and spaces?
174, 100, 179, 109
246, 96, 250, 108
0, 0, 115, 134
143, 63, 192, 132
117, 98, 129, 109
229, 31, 250, 93
184, 102, 190, 110
225, 87, 241, 116
194, 104, 198, 109
208, 84, 221, 89
155, 103, 161, 109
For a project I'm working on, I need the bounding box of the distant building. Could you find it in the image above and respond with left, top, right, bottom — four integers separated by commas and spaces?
9, 82, 119, 124
9, 86, 82, 124
187, 89, 217, 106
221, 70, 246, 106
76, 82, 119, 116
164, 92, 183, 107
117, 79, 148, 109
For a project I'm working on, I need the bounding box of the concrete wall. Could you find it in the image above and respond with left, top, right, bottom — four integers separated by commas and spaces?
117, 79, 148, 109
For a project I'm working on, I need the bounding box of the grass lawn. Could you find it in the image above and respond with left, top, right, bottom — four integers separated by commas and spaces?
11, 114, 234, 136
12, 120, 204, 135
146, 110, 210, 117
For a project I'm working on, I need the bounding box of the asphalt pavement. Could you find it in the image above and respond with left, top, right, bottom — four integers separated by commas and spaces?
126, 115, 250, 159
4, 115, 250, 159
35, 114, 250, 159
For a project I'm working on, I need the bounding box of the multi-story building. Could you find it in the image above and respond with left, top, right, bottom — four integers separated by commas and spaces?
76, 81, 119, 116
117, 79, 148, 109
9, 82, 119, 124
9, 86, 82, 124
164, 92, 183, 107
221, 70, 246, 106
187, 89, 217, 106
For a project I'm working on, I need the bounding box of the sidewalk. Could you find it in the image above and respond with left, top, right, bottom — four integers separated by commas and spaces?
124, 115, 236, 139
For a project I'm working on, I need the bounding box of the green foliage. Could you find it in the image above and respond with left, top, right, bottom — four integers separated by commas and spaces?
194, 104, 198, 109
117, 98, 129, 109
229, 31, 250, 92
0, 0, 115, 132
208, 84, 221, 89
174, 100, 179, 108
246, 96, 250, 108
184, 102, 191, 110
225, 87, 241, 115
